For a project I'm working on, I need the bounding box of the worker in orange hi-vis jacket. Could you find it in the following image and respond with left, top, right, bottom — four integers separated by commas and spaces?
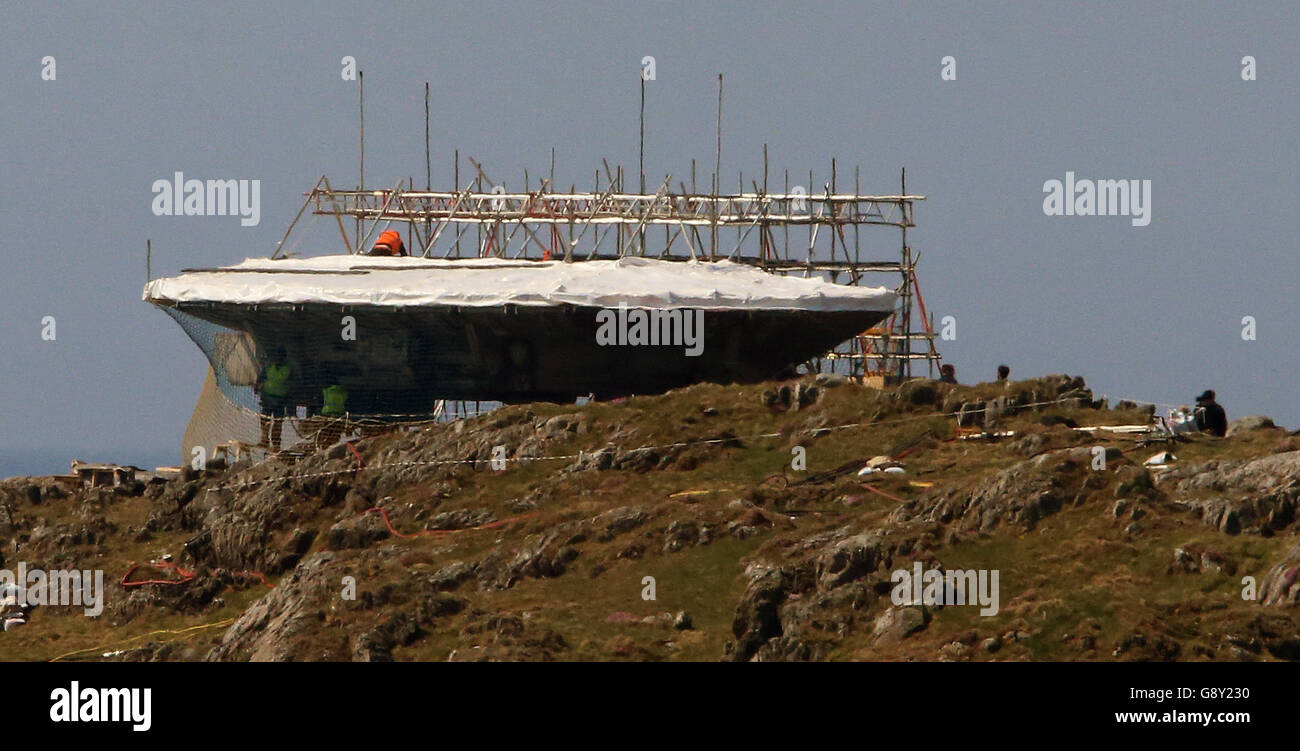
370, 229, 407, 256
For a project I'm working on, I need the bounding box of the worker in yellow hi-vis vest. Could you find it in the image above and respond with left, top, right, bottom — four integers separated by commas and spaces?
258, 347, 294, 452
322, 384, 348, 417
316, 383, 349, 449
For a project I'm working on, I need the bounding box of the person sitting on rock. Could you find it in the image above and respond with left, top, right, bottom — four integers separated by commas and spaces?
1194, 389, 1228, 437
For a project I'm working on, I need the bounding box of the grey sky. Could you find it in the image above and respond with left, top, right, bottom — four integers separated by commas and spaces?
1, 1, 1296, 475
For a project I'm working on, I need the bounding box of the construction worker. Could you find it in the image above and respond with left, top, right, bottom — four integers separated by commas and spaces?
369, 229, 407, 256
1194, 389, 1228, 437
322, 383, 348, 417
259, 347, 293, 452
316, 383, 350, 449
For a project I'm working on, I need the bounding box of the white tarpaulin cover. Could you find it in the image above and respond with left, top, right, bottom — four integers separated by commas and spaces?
144, 255, 898, 312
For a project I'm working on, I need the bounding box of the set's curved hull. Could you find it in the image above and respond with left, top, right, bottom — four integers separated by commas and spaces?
166, 301, 889, 412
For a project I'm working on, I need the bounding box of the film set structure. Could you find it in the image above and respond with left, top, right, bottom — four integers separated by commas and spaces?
151, 155, 942, 463
299, 152, 941, 372
147, 71, 942, 461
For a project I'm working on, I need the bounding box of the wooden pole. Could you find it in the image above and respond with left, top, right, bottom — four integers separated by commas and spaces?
783, 169, 789, 262
900, 166, 910, 380
358, 70, 364, 248
359, 71, 365, 191
831, 158, 838, 262
762, 144, 768, 263
639, 74, 647, 254
854, 165, 861, 267
639, 74, 646, 194
713, 73, 722, 260
424, 82, 431, 190
425, 83, 432, 253
454, 150, 461, 257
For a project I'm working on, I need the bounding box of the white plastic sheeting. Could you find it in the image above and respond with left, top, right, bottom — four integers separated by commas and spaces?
143, 255, 897, 312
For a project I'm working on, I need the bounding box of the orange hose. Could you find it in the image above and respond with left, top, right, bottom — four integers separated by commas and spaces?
346, 441, 365, 469
121, 560, 196, 587
859, 483, 907, 503
122, 560, 271, 588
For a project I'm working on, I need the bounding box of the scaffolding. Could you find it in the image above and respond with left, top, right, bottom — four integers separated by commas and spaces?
286, 157, 941, 381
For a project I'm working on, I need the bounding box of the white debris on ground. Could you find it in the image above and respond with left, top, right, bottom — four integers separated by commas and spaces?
1145, 451, 1178, 468
858, 455, 905, 475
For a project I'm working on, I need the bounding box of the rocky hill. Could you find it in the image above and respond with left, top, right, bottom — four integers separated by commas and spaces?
3, 374, 1299, 662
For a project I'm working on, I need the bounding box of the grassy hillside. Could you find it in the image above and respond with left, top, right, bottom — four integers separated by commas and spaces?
2, 374, 1297, 662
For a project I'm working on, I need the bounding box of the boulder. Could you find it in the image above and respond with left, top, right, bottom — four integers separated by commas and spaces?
725, 566, 792, 662
426, 508, 497, 531
594, 506, 649, 539
752, 634, 816, 661
1227, 415, 1276, 437
428, 561, 476, 591
1246, 614, 1300, 660
813, 533, 883, 589
872, 606, 928, 643
326, 513, 390, 550
1259, 545, 1300, 606
897, 453, 1075, 532
1170, 452, 1300, 535
206, 552, 339, 661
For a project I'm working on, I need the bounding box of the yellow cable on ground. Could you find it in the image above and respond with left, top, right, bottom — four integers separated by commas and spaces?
48, 617, 236, 663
